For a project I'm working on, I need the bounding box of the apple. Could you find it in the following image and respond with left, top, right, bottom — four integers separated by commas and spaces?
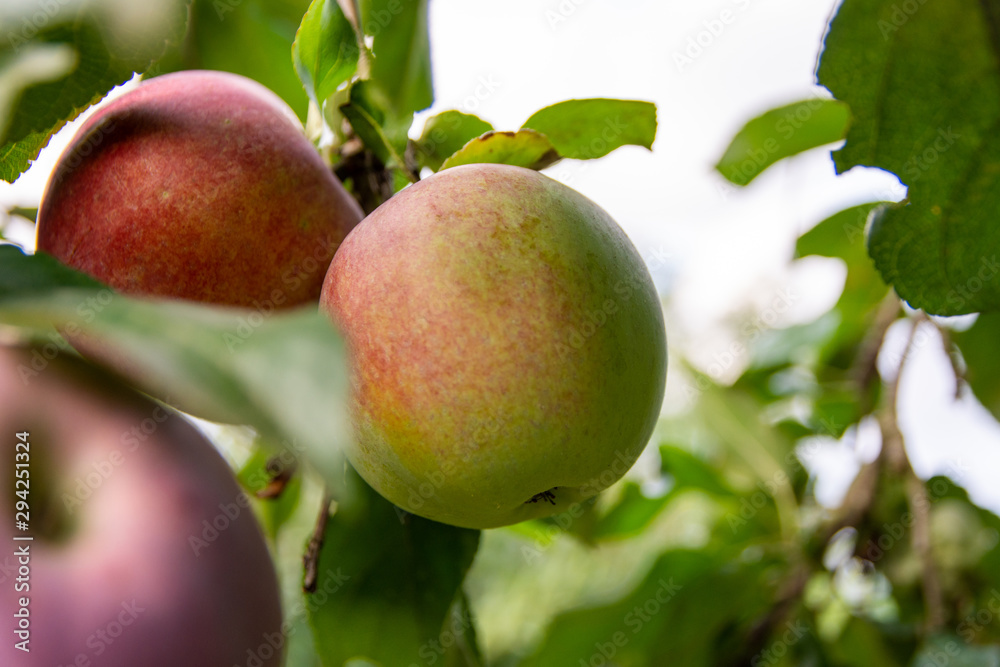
37, 69, 363, 308
0, 345, 284, 666
321, 164, 667, 529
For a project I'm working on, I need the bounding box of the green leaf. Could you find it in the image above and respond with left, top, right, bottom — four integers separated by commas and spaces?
415, 110, 494, 172
292, 0, 360, 109
0, 246, 103, 296
796, 203, 892, 350
154, 0, 313, 120
359, 0, 433, 126
911, 637, 1000, 667
953, 313, 1000, 421
717, 99, 850, 186
818, 0, 1000, 314
521, 98, 657, 160
339, 80, 408, 170
521, 549, 778, 667
308, 468, 480, 667
0, 0, 190, 182
0, 248, 353, 496
439, 129, 559, 171
590, 445, 736, 540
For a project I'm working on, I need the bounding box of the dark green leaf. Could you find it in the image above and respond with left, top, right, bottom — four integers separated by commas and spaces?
0, 249, 352, 496
154, 0, 313, 120
818, 0, 1000, 314
292, 0, 360, 108
308, 468, 480, 667
522, 98, 657, 160
358, 0, 433, 127
717, 99, 850, 186
823, 617, 911, 667
6, 207, 38, 224
0, 246, 103, 296
521, 549, 778, 667
660, 444, 736, 498
912, 637, 1000, 667
0, 0, 190, 182
954, 313, 1000, 421
339, 80, 408, 170
439, 129, 559, 171
796, 203, 893, 363
415, 110, 494, 172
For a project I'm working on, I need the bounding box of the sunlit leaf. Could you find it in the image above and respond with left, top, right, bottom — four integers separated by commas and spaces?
717, 99, 850, 186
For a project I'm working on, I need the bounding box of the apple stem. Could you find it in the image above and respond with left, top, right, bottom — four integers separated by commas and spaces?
303, 488, 333, 593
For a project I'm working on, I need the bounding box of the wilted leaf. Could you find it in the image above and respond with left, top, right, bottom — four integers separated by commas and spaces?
439, 129, 559, 171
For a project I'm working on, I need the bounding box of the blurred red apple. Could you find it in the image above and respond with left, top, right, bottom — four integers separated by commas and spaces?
0, 345, 284, 666
37, 69, 362, 308
321, 164, 667, 529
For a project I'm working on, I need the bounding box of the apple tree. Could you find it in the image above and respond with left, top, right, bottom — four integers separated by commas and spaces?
2, 0, 1000, 666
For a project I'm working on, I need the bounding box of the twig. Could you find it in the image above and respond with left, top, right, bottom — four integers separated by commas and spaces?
930, 319, 964, 400
908, 473, 945, 631
303, 489, 333, 593
852, 291, 901, 402
878, 314, 944, 632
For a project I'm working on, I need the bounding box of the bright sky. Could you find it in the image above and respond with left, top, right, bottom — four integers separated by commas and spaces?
3, 0, 999, 513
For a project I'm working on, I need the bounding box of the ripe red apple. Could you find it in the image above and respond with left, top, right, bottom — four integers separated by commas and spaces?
37, 69, 363, 308
321, 164, 667, 529
0, 346, 283, 666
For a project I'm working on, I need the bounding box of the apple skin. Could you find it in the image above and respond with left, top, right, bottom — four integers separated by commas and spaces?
321, 164, 667, 529
0, 346, 283, 666
37, 69, 363, 308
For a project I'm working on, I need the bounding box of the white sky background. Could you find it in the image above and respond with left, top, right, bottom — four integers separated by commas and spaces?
2, 0, 999, 513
